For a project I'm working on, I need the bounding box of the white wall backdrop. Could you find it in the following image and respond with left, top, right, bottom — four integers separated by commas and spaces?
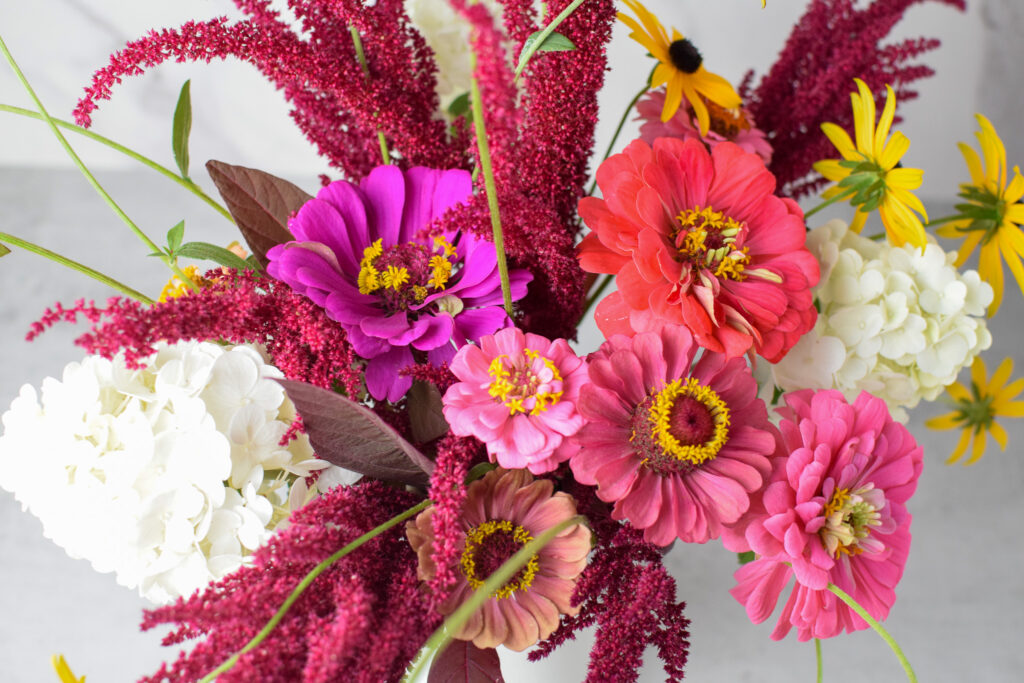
1, 1, 1022, 682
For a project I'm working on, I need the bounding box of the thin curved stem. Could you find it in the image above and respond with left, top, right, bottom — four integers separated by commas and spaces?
587, 72, 653, 197
513, 0, 589, 81
401, 515, 588, 683
815, 638, 823, 683
803, 189, 855, 221
579, 272, 614, 323
0, 34, 200, 293
470, 70, 513, 316
198, 498, 431, 683
827, 583, 916, 683
0, 105, 234, 222
0, 232, 154, 303
349, 25, 391, 165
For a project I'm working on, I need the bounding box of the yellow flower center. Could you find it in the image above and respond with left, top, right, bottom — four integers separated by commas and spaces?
356, 236, 457, 311
674, 206, 750, 280
460, 520, 539, 599
487, 350, 564, 416
820, 485, 882, 558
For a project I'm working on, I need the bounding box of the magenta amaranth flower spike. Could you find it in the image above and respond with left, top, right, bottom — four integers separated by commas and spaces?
265, 165, 531, 402
745, 0, 965, 198
723, 390, 923, 641
139, 481, 437, 683
31, 271, 363, 397
74, 0, 468, 178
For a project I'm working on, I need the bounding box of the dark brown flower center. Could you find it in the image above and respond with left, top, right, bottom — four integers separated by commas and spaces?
668, 39, 702, 74
704, 98, 752, 139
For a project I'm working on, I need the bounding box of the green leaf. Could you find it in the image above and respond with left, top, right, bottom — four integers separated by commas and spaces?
0, 242, 10, 257
737, 551, 756, 565
172, 80, 192, 179
447, 92, 470, 118
516, 30, 576, 74
177, 241, 254, 271
166, 220, 185, 254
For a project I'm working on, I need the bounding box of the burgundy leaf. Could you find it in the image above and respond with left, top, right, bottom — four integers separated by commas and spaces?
277, 379, 434, 488
428, 640, 505, 683
205, 160, 311, 265
408, 380, 450, 445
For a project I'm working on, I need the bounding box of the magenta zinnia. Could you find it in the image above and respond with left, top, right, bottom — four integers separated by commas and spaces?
569, 324, 777, 545
442, 328, 588, 474
266, 165, 530, 401
725, 390, 923, 641
578, 138, 818, 361
407, 468, 591, 652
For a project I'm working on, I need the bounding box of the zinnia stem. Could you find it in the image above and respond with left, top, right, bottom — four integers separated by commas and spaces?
802, 189, 855, 221
0, 105, 234, 222
348, 25, 392, 165
0, 232, 154, 303
513, 0, 589, 81
826, 582, 917, 683
579, 271, 615, 323
198, 498, 431, 683
401, 514, 588, 683
0, 34, 200, 294
469, 69, 514, 316
815, 638, 823, 683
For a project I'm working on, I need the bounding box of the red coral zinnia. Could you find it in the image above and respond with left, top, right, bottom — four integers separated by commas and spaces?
578, 138, 819, 362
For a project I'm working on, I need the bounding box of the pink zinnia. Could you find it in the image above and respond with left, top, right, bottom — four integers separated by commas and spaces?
724, 390, 923, 641
637, 89, 773, 165
569, 324, 777, 546
578, 137, 819, 362
442, 328, 588, 474
407, 468, 591, 651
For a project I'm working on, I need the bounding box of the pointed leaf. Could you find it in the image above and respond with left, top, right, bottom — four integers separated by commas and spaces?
0, 243, 10, 257
177, 241, 256, 271
277, 379, 434, 487
408, 380, 450, 444
167, 220, 185, 254
447, 92, 471, 118
205, 160, 311, 266
516, 30, 576, 74
428, 641, 505, 683
172, 80, 192, 178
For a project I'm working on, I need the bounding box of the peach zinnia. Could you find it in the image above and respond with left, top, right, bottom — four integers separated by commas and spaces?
406, 469, 591, 651
578, 137, 819, 362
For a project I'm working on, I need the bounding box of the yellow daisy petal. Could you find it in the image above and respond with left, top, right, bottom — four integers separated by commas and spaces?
879, 131, 911, 170
1005, 202, 1024, 224
993, 400, 1024, 418
663, 73, 686, 123
965, 429, 988, 465
993, 377, 1024, 404
821, 123, 858, 160
651, 61, 674, 88
989, 421, 1009, 451
976, 114, 1007, 187
971, 355, 989, 391
997, 230, 1024, 305
949, 229, 983, 268
693, 69, 742, 109
886, 165, 924, 191
813, 159, 851, 183
683, 82, 709, 133
957, 142, 986, 188
873, 84, 897, 158
979, 242, 1005, 315
945, 381, 970, 402
986, 356, 1014, 394
945, 428, 972, 464
925, 412, 965, 431
851, 82, 874, 155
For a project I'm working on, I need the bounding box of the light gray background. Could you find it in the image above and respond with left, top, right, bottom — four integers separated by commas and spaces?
1, 1, 1022, 681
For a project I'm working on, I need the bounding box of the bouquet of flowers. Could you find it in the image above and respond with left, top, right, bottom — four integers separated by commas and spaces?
1, 0, 1021, 680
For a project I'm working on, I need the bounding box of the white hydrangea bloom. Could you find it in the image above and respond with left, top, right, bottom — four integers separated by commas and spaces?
404, 0, 505, 111
0, 341, 359, 603
771, 219, 993, 422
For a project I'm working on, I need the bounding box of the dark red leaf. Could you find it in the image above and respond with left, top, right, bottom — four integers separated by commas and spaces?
408, 380, 450, 445
428, 641, 505, 683
277, 379, 434, 488
205, 160, 311, 265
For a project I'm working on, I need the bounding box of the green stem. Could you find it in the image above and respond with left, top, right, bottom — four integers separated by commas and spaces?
815, 638, 823, 683
803, 190, 855, 220
924, 214, 961, 228
198, 498, 431, 683
0, 232, 154, 303
513, 0, 589, 80
469, 71, 513, 316
401, 515, 588, 683
0, 34, 200, 293
586, 70, 654, 197
579, 272, 614, 324
0, 104, 234, 222
349, 25, 392, 165
826, 583, 916, 683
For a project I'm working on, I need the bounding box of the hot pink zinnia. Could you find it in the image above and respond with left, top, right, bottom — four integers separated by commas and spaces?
569, 324, 777, 546
407, 468, 591, 652
442, 328, 587, 474
637, 89, 773, 165
724, 390, 923, 641
578, 137, 819, 362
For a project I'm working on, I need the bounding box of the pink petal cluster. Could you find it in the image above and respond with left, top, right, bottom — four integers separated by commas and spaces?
724, 390, 923, 641
407, 468, 591, 652
443, 328, 588, 474
578, 138, 819, 362
637, 89, 773, 164
569, 324, 776, 545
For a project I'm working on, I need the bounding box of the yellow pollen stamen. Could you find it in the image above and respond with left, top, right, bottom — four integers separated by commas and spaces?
380, 265, 410, 291
648, 377, 730, 465
487, 351, 564, 416
412, 285, 428, 301
460, 520, 539, 598
674, 206, 749, 280
357, 239, 385, 294
820, 485, 883, 558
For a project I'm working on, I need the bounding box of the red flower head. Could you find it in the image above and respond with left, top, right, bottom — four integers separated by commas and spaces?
578, 138, 819, 361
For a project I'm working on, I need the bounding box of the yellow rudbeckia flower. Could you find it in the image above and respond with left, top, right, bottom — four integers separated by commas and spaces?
935, 114, 1024, 316
814, 78, 928, 248
617, 0, 741, 134
925, 356, 1024, 465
